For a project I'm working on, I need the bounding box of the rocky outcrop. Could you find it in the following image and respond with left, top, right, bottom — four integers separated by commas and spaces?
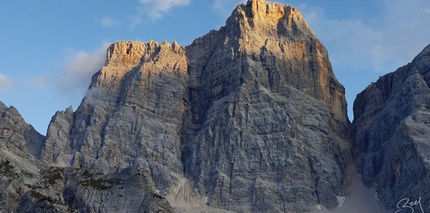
0, 101, 44, 213
182, 1, 351, 212
0, 0, 354, 212
4, 1, 430, 212
352, 44, 430, 212
0, 101, 174, 213
19, 167, 173, 213
39, 0, 351, 212
0, 102, 44, 158
42, 40, 189, 200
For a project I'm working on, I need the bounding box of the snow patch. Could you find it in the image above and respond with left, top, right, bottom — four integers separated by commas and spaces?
374, 192, 379, 201
337, 196, 346, 208
155, 189, 160, 194
205, 196, 209, 204
316, 205, 322, 211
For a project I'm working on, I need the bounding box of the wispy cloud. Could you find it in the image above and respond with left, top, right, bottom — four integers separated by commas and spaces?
130, 0, 190, 28
0, 74, 13, 92
29, 44, 108, 100
60, 47, 107, 92
298, 0, 430, 73
97, 16, 119, 27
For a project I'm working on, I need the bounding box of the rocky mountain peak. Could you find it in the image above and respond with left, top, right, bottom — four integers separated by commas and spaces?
103, 40, 186, 81
188, 0, 348, 132
106, 40, 184, 67
1, 1, 356, 212
226, 0, 315, 39
0, 102, 44, 212
0, 101, 44, 158
3, 1, 430, 212
38, 1, 351, 211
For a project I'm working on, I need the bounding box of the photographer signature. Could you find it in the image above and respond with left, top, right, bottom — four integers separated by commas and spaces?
395, 197, 424, 213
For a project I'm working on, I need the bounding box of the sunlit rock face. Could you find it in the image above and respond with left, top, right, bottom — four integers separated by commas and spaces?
1, 0, 352, 212
352, 44, 430, 212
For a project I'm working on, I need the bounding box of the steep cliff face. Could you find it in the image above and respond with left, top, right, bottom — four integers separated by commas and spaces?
0, 102, 173, 213
0, 102, 44, 212
19, 167, 174, 213
0, 102, 44, 158
40, 40, 188, 211
182, 1, 350, 212
36, 0, 352, 212
352, 44, 430, 211
42, 40, 188, 189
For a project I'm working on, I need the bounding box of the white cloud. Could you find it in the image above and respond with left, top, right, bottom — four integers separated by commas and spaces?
61, 48, 106, 92
99, 16, 117, 27
140, 0, 190, 13
29, 44, 108, 100
130, 0, 190, 28
0, 74, 13, 92
298, 0, 430, 74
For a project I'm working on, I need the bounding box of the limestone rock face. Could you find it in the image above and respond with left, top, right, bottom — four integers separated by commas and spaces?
39, 40, 189, 211
0, 102, 44, 158
41, 106, 74, 166
0, 102, 44, 212
0, 102, 174, 213
19, 167, 173, 213
25, 0, 349, 212
180, 1, 351, 212
352, 44, 430, 212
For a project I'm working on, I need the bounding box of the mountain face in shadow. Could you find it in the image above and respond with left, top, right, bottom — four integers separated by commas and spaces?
352, 44, 430, 212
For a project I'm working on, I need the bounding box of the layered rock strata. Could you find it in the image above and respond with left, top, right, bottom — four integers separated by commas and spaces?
182, 1, 351, 212
0, 0, 353, 212
0, 102, 44, 213
0, 101, 174, 212
352, 44, 430, 212
39, 0, 351, 212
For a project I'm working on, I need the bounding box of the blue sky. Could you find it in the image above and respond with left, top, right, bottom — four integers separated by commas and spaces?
1, 0, 429, 134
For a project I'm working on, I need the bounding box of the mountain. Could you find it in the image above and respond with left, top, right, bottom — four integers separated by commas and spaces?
352, 44, 430, 212
38, 0, 351, 212
4, 0, 429, 212
0, 102, 173, 213
0, 102, 44, 212
1, 0, 352, 212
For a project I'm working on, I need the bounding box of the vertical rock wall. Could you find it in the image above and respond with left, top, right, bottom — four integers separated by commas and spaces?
352, 44, 430, 212
30, 0, 351, 212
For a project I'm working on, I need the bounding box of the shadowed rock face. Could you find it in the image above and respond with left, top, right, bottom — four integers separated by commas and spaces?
0, 102, 44, 158
352, 44, 430, 212
0, 102, 44, 213
0, 102, 174, 213
18, 167, 174, 213
1, 0, 352, 212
